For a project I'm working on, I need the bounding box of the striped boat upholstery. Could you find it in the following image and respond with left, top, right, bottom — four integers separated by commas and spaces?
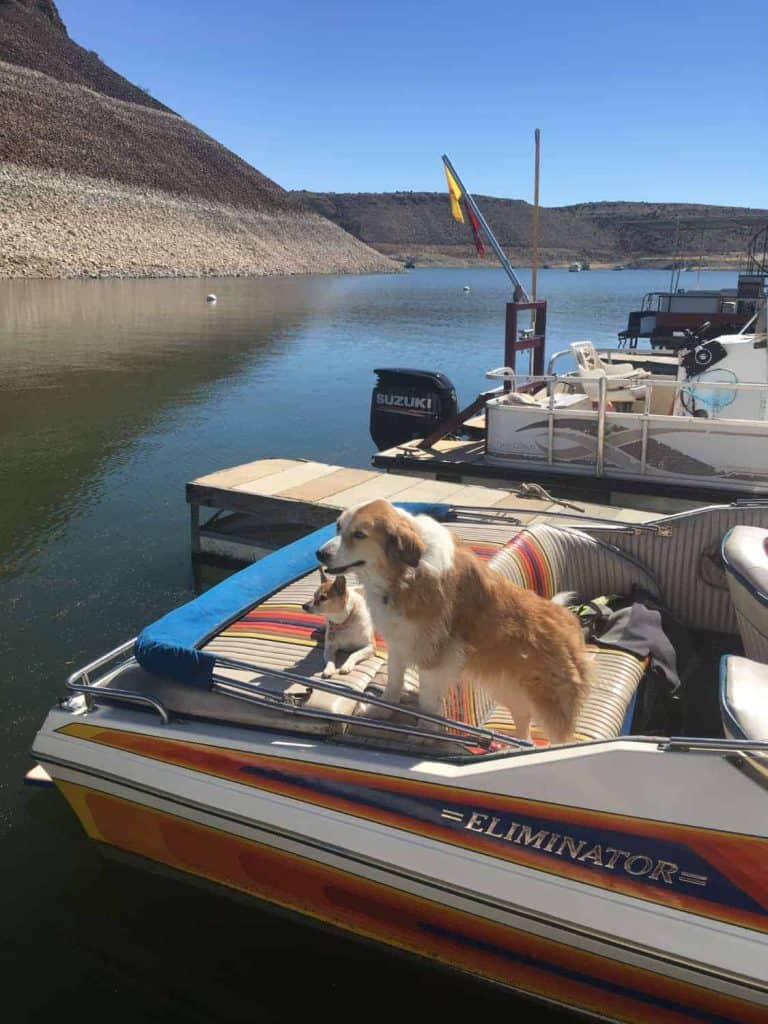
202, 528, 503, 732
581, 505, 768, 635
486, 645, 645, 744
200, 520, 652, 746
488, 523, 659, 601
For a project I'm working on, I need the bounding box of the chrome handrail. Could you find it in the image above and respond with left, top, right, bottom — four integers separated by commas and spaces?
64, 637, 172, 724
59, 645, 768, 756
661, 736, 768, 753
210, 655, 533, 749
212, 677, 487, 748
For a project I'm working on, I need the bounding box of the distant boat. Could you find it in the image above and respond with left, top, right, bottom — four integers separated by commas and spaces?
404, 258, 416, 269
569, 262, 582, 272
581, 261, 591, 271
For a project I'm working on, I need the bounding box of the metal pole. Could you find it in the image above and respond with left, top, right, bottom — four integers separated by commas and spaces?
442, 154, 530, 301
531, 129, 540, 303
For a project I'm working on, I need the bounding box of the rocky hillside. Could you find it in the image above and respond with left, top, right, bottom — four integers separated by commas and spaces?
0, 0, 172, 111
0, 0, 395, 278
297, 191, 768, 268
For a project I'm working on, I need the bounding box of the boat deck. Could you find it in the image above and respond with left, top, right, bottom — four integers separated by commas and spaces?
187, 458, 653, 564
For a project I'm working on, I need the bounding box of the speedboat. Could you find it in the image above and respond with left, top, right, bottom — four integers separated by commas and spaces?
32, 499, 768, 1021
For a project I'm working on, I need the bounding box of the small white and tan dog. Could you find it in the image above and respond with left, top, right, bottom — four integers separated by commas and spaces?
302, 570, 375, 679
317, 500, 591, 743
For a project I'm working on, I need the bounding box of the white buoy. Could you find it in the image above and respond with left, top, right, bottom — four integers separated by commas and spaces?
463, 285, 470, 292
206, 294, 217, 303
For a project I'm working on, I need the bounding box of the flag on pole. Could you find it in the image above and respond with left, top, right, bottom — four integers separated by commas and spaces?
444, 165, 464, 223
464, 200, 485, 257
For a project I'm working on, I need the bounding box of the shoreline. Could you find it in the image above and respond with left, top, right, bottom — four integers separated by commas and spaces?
374, 246, 745, 273
0, 162, 398, 280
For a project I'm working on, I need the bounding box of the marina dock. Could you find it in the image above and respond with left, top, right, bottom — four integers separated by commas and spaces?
187, 458, 653, 563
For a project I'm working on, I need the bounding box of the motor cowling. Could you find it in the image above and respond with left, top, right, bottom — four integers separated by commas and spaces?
370, 368, 458, 450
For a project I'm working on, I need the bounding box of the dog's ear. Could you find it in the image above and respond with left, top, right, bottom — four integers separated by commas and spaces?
331, 574, 347, 596
385, 519, 425, 568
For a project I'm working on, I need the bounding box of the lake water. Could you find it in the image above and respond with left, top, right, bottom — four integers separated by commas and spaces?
0, 267, 736, 1020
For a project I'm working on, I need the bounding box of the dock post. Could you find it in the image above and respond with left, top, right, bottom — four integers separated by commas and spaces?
190, 502, 201, 555
505, 300, 547, 387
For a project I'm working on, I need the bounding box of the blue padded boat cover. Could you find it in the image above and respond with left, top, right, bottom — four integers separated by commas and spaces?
134, 503, 451, 687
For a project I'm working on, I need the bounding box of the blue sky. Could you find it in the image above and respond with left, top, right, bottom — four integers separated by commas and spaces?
59, 0, 767, 208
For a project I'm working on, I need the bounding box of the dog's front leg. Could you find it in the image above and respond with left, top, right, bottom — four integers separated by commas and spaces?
339, 644, 374, 674
416, 666, 454, 727
358, 650, 406, 720
321, 632, 337, 678
381, 649, 406, 705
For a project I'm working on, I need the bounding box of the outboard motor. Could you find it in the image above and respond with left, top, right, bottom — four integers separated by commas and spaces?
370, 368, 458, 449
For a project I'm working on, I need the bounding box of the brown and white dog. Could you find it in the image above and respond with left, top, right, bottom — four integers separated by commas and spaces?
316, 500, 591, 743
302, 570, 375, 679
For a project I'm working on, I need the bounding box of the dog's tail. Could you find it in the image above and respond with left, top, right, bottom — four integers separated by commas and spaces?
551, 590, 580, 607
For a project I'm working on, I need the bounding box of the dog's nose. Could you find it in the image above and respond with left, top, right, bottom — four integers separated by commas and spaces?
315, 549, 325, 563
301, 602, 311, 613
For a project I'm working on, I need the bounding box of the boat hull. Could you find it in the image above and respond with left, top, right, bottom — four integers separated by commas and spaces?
34, 709, 768, 1024
51, 771, 768, 1024
485, 402, 768, 496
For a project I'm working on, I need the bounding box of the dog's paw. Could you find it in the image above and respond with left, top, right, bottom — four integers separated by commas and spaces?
321, 664, 336, 679
338, 664, 352, 674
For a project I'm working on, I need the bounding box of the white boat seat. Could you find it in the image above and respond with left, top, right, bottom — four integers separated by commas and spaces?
719, 656, 768, 740
571, 341, 649, 403
722, 525, 768, 662
576, 371, 647, 404
570, 340, 649, 380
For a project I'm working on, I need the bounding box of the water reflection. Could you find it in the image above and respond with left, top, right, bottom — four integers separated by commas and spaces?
0, 276, 336, 571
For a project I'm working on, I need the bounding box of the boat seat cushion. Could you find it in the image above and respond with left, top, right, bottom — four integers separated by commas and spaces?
99, 662, 359, 736
133, 501, 452, 688
202, 530, 505, 732
485, 645, 645, 744
202, 523, 651, 746
719, 656, 768, 740
722, 526, 768, 662
488, 523, 659, 604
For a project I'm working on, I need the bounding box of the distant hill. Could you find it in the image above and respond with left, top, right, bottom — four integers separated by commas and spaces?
0, 1, 395, 278
296, 191, 768, 268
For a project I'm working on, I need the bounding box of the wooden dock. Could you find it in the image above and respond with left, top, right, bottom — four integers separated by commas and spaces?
188, 458, 653, 564
372, 438, 701, 514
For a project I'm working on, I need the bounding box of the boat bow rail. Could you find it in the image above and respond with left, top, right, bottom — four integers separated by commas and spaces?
64, 647, 532, 752
62, 644, 768, 758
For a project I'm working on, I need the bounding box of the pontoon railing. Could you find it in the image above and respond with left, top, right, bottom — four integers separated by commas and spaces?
486, 368, 768, 479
